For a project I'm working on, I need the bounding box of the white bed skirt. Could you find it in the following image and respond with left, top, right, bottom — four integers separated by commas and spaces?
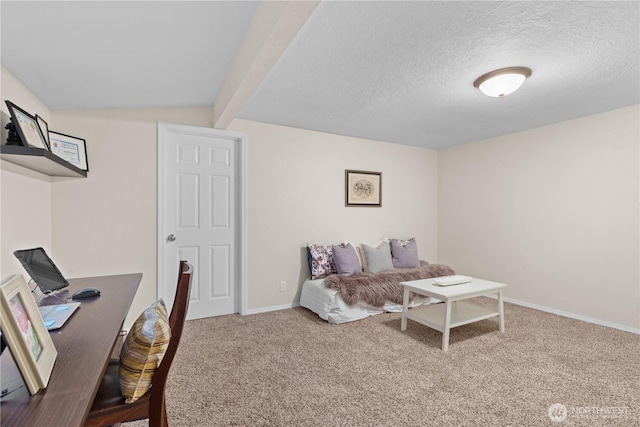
299, 278, 439, 324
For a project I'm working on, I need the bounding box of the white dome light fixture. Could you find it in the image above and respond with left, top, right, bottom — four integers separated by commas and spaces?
473, 67, 532, 98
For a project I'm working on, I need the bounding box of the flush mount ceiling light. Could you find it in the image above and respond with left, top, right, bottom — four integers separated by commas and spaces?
473, 67, 532, 98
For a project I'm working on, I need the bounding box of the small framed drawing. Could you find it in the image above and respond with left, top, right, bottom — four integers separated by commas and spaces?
345, 169, 382, 207
48, 131, 89, 171
35, 115, 50, 150
0, 274, 57, 395
4, 101, 49, 149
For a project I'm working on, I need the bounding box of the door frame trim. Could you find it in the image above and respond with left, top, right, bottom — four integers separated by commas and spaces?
157, 122, 248, 316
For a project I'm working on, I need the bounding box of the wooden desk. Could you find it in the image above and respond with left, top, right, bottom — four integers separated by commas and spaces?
1, 273, 141, 426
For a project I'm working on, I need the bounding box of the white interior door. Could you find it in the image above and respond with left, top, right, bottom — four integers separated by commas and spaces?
158, 122, 245, 320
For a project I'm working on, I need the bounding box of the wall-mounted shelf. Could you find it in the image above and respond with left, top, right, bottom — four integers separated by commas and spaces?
0, 145, 87, 178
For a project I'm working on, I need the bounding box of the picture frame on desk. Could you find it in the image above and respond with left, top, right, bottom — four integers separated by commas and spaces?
0, 274, 57, 395
49, 130, 89, 171
4, 100, 49, 149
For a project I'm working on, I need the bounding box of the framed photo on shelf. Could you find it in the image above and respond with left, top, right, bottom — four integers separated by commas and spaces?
0, 274, 57, 395
48, 131, 89, 171
345, 169, 382, 207
35, 115, 51, 150
4, 101, 49, 149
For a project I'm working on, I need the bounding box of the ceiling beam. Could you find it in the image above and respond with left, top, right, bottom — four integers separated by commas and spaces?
213, 0, 320, 129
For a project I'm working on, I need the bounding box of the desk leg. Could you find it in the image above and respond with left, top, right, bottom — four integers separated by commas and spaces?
110, 328, 127, 360
442, 299, 452, 351
401, 287, 410, 332
498, 290, 505, 333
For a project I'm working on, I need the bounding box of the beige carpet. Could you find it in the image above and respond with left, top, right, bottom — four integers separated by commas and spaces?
125, 298, 639, 426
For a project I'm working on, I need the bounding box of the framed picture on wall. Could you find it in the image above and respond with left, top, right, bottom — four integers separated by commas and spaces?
4, 101, 49, 149
48, 131, 89, 171
345, 169, 382, 207
0, 274, 57, 395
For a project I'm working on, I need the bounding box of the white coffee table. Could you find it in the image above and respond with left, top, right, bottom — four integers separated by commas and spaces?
400, 277, 507, 351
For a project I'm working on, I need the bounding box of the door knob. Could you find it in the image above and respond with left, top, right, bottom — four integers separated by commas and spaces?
167, 234, 176, 242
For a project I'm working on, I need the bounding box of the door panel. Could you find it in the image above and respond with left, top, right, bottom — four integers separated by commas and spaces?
178, 174, 199, 229
159, 123, 242, 320
210, 175, 230, 228
210, 244, 230, 298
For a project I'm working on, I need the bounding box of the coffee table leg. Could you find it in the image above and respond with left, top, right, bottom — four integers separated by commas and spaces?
498, 289, 505, 333
442, 300, 452, 351
401, 286, 409, 331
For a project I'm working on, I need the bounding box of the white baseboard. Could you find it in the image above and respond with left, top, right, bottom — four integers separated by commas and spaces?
244, 302, 299, 316
493, 295, 639, 334
245, 298, 640, 334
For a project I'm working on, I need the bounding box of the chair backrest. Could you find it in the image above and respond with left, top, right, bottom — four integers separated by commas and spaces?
149, 261, 192, 408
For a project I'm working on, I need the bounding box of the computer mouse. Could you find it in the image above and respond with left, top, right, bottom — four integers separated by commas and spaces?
71, 288, 101, 299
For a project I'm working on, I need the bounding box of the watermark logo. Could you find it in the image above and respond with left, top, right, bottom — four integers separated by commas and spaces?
548, 403, 568, 422
548, 403, 629, 422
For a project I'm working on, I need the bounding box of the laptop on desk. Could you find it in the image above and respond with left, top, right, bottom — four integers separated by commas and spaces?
13, 247, 69, 293
14, 247, 80, 330
38, 302, 81, 330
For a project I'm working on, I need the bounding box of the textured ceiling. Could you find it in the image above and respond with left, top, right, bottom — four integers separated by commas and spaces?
239, 1, 640, 148
1, 1, 638, 149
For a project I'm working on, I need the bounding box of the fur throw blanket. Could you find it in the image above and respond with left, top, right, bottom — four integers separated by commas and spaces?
324, 261, 454, 307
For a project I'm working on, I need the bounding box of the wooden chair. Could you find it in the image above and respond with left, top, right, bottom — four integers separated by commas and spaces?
85, 261, 193, 427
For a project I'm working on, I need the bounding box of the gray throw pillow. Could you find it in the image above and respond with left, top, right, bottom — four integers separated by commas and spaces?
331, 243, 361, 275
390, 238, 420, 268
362, 242, 394, 273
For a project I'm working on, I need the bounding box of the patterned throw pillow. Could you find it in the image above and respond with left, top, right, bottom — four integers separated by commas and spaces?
390, 238, 420, 268
308, 244, 337, 279
119, 300, 171, 403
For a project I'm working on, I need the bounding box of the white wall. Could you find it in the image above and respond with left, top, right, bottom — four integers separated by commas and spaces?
5, 62, 636, 330
1, 70, 440, 322
438, 105, 639, 330
46, 113, 439, 320
0, 66, 53, 280
50, 108, 213, 327
228, 119, 439, 311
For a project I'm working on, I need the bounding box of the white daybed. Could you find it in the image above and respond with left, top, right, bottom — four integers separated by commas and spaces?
300, 277, 437, 324
302, 240, 454, 324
